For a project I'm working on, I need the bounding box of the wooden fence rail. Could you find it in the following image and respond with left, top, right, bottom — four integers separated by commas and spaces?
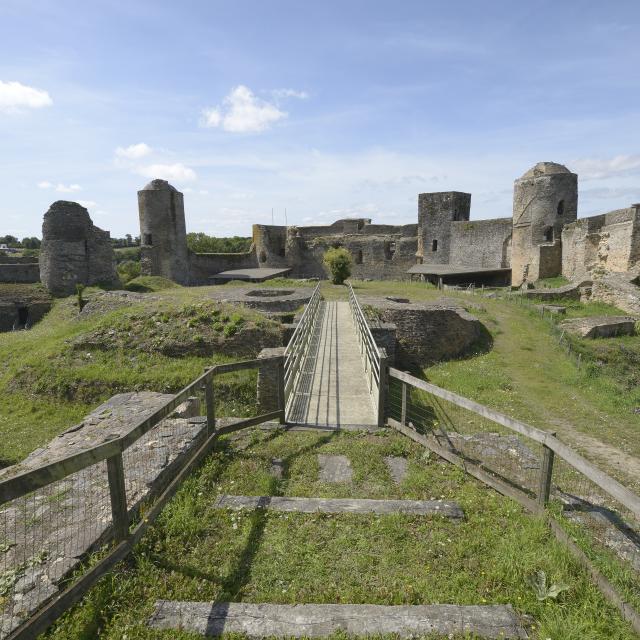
1, 356, 286, 640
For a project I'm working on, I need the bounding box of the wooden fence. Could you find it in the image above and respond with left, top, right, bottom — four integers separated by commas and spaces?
0, 356, 285, 640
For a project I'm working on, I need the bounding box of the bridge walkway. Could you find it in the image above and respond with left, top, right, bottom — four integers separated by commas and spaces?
286, 300, 377, 428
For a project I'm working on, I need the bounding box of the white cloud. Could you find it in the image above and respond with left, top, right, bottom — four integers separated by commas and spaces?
572, 154, 640, 180
55, 183, 82, 193
37, 181, 52, 189
138, 163, 197, 182
272, 88, 309, 100
201, 85, 287, 133
78, 200, 97, 209
0, 80, 52, 113
115, 143, 152, 160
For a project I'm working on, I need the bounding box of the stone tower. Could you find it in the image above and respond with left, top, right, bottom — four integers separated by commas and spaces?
417, 191, 471, 264
138, 179, 189, 285
39, 201, 118, 296
511, 162, 578, 286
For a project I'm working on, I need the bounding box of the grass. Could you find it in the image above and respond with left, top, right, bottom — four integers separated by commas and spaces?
536, 275, 571, 288
124, 276, 181, 292
44, 429, 637, 639
322, 281, 640, 487
0, 286, 280, 465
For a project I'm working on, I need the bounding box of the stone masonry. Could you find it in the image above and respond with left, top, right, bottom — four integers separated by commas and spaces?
39, 201, 118, 296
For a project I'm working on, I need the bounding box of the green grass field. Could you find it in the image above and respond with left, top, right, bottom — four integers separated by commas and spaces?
44, 429, 637, 640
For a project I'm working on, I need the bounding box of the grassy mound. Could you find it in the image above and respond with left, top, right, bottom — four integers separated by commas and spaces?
124, 276, 181, 292
0, 288, 282, 464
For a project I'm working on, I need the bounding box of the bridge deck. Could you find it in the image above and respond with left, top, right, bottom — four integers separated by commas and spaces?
287, 301, 377, 428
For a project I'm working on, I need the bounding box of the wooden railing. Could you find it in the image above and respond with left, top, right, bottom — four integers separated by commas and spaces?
347, 282, 388, 426
386, 366, 640, 633
283, 282, 322, 402
0, 356, 285, 640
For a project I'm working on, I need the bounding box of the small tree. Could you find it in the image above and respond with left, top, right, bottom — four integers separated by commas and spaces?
323, 247, 352, 285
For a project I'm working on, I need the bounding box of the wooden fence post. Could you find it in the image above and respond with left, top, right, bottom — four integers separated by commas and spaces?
277, 356, 286, 425
377, 351, 388, 428
205, 377, 215, 434
106, 453, 129, 542
538, 434, 556, 507
401, 381, 407, 426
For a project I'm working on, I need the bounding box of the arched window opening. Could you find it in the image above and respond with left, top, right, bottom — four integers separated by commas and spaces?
432, 239, 438, 252
557, 200, 564, 216
278, 247, 286, 258
354, 249, 363, 264
259, 250, 267, 263
143, 233, 153, 246
543, 226, 554, 243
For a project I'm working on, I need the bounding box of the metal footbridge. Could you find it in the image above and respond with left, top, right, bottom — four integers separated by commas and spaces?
283, 283, 387, 428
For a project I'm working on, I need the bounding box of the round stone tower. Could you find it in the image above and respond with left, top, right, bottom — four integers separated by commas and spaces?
137, 179, 189, 285
511, 162, 577, 286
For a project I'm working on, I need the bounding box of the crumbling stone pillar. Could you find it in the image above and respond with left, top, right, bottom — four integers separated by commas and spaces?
39, 201, 118, 296
257, 346, 286, 414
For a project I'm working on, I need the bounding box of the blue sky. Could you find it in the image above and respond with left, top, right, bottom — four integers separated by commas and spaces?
2, 0, 640, 238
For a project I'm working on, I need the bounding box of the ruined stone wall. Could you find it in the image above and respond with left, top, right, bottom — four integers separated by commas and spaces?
449, 218, 512, 269
0, 263, 40, 283
562, 207, 640, 281
188, 251, 258, 285
39, 201, 118, 296
417, 192, 471, 265
253, 221, 417, 280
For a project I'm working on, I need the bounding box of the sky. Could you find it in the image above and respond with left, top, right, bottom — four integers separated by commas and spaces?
1, 0, 640, 239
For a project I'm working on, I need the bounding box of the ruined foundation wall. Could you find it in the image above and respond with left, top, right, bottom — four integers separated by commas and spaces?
188, 251, 258, 285
39, 201, 118, 296
449, 218, 512, 269
254, 221, 418, 280
0, 263, 40, 283
562, 208, 640, 281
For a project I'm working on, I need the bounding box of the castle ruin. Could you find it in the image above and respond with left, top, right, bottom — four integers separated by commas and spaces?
136, 161, 640, 288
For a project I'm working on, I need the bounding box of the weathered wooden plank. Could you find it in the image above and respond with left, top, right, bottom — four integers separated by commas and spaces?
213, 494, 464, 519
388, 369, 640, 519
106, 453, 129, 542
148, 601, 527, 638
215, 411, 282, 436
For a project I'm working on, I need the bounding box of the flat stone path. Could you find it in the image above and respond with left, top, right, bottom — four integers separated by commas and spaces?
318, 454, 352, 483
213, 495, 464, 519
287, 301, 377, 428
385, 456, 409, 484
149, 601, 527, 638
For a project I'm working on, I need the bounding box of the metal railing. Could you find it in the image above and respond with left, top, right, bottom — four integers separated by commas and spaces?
386, 367, 640, 633
283, 282, 322, 403
0, 357, 285, 640
347, 282, 388, 426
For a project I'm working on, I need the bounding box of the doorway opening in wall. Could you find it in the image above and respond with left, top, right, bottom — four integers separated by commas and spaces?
143, 233, 152, 246
543, 226, 554, 243
432, 239, 438, 252
557, 200, 564, 216
259, 251, 267, 263
384, 241, 396, 260
354, 249, 363, 264
17, 307, 29, 327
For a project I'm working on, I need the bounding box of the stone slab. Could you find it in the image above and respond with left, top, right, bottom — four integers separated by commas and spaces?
270, 458, 285, 479
213, 495, 464, 519
385, 456, 409, 484
559, 315, 636, 339
149, 601, 527, 638
318, 454, 352, 483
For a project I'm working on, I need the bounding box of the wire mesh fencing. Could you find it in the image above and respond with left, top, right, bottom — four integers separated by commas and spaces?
387, 375, 545, 501
386, 368, 640, 619
0, 461, 112, 638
